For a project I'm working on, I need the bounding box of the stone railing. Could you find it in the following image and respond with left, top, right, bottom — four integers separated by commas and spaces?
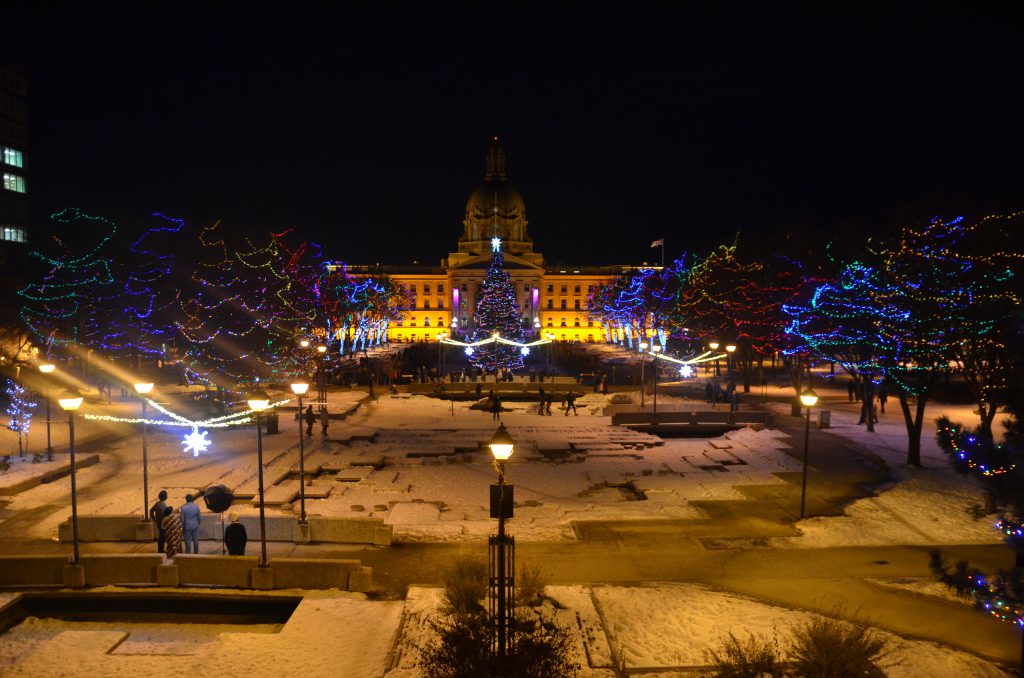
0, 553, 372, 592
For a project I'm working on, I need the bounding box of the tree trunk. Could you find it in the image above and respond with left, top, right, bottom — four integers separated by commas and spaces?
897, 390, 927, 467
863, 375, 875, 433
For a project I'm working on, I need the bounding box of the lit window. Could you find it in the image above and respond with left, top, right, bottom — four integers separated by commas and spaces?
424, 317, 431, 326
547, 318, 553, 327
436, 317, 442, 327
3, 173, 25, 193
574, 318, 581, 326
1, 226, 26, 242
2, 147, 23, 168
560, 318, 567, 327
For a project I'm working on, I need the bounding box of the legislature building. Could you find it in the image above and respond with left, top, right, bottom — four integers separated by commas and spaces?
336, 140, 651, 344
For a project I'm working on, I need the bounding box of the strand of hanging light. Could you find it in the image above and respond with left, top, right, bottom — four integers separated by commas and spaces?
441, 333, 552, 357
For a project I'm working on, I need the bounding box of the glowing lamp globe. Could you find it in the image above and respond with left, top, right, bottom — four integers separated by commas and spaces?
38, 363, 56, 374
652, 345, 662, 353
316, 345, 327, 354
290, 382, 310, 396
709, 341, 720, 350
799, 389, 819, 408
134, 382, 154, 395
58, 389, 84, 411
488, 423, 515, 461
300, 339, 310, 348
726, 344, 737, 353
247, 389, 272, 412
639, 341, 649, 351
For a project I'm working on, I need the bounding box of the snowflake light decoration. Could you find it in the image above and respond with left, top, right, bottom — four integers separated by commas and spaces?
182, 426, 211, 457
491, 236, 502, 252
678, 364, 695, 378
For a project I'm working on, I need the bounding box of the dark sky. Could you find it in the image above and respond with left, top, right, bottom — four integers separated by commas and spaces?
4, 4, 1023, 266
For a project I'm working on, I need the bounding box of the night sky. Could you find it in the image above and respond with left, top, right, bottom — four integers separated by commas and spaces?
4, 4, 1023, 266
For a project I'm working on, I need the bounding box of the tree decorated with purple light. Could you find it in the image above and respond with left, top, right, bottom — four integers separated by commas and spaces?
469, 240, 525, 372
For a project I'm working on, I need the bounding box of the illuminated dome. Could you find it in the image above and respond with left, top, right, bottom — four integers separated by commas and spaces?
459, 139, 532, 255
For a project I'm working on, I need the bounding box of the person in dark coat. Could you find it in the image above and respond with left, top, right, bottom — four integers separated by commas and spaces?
847, 380, 855, 403
149, 490, 168, 553
162, 506, 182, 559
304, 405, 316, 436
537, 387, 547, 415
878, 385, 888, 414
545, 392, 553, 415
320, 406, 330, 436
490, 393, 502, 420
705, 381, 714, 404
565, 391, 578, 416
224, 512, 247, 556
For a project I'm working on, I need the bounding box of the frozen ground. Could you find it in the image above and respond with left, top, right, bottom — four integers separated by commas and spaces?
4, 583, 1006, 677
2, 381, 1003, 548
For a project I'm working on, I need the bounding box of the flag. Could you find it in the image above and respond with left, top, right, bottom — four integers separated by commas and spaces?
650, 238, 664, 248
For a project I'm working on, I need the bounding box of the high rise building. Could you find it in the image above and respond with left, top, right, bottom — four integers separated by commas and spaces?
0, 63, 29, 248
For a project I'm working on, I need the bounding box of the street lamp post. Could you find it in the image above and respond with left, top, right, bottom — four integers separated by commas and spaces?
651, 344, 662, 416
316, 344, 327, 408
638, 341, 649, 408
58, 389, 84, 563
290, 381, 310, 524
39, 363, 55, 461
247, 390, 272, 567
709, 341, 720, 377
488, 423, 515, 659
799, 388, 819, 519
726, 343, 737, 383
134, 382, 154, 522
545, 331, 554, 380
437, 331, 447, 378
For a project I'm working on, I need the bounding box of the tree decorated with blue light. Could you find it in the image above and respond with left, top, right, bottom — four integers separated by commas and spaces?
469, 239, 525, 372
5, 378, 36, 458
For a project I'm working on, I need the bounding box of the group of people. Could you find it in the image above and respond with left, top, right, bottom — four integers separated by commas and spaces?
303, 404, 331, 437
149, 490, 248, 558
704, 380, 741, 412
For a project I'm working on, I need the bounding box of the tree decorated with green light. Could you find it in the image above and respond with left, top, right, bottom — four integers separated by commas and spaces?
469, 241, 525, 372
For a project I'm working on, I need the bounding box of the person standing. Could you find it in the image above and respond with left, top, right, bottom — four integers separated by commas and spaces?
320, 406, 330, 437
565, 391, 578, 416
149, 490, 168, 553
180, 494, 201, 554
537, 387, 547, 415
599, 374, 608, 395
224, 513, 247, 556
490, 393, 502, 421
705, 381, 714, 404
304, 404, 316, 437
162, 506, 182, 559
545, 392, 553, 416
878, 385, 888, 414
847, 381, 855, 403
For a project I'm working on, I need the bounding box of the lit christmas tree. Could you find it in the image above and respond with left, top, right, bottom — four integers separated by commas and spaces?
5, 378, 36, 458
469, 240, 525, 371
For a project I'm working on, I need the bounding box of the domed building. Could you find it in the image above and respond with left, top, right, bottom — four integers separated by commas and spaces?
335, 139, 652, 344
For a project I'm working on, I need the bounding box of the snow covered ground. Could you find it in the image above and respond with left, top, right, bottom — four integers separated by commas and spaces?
2, 381, 1004, 549
0, 583, 1011, 677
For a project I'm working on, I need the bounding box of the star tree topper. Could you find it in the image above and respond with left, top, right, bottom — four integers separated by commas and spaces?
491, 236, 502, 253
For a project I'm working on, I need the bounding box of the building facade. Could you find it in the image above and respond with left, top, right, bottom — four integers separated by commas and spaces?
0, 63, 29, 248
334, 140, 653, 345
